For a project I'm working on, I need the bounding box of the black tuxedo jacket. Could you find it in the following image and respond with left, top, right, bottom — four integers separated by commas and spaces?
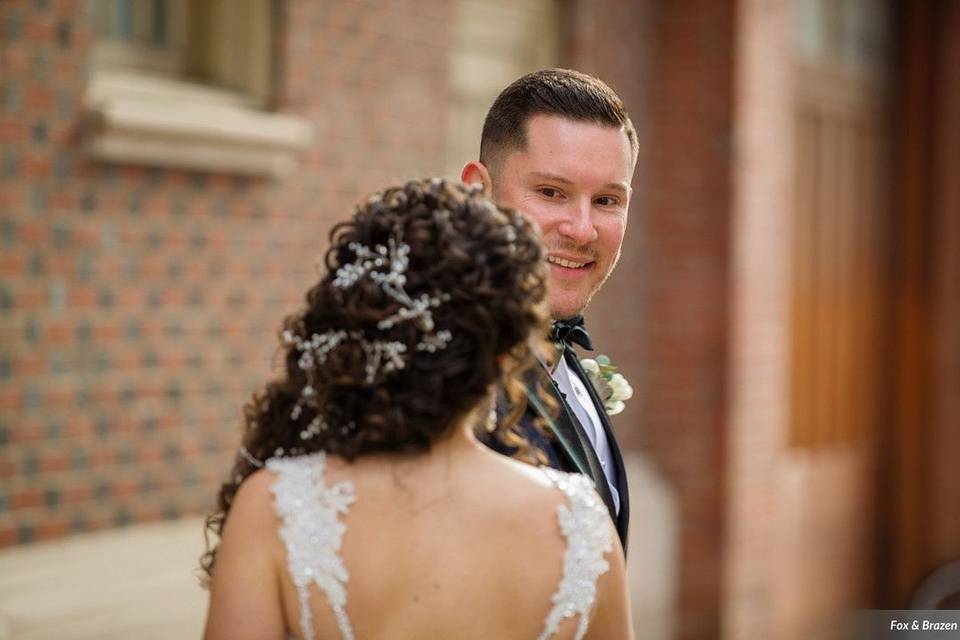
484, 355, 630, 553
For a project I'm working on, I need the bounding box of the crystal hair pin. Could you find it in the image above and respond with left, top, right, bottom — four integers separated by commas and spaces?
283, 233, 452, 440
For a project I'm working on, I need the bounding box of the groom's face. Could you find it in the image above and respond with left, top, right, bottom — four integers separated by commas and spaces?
492, 114, 634, 319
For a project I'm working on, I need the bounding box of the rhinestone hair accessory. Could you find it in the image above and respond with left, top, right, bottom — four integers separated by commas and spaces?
283, 232, 452, 441
236, 444, 308, 473
238, 445, 264, 469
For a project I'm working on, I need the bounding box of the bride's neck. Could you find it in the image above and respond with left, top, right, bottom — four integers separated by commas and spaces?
363, 407, 490, 508
427, 407, 486, 460
357, 403, 493, 485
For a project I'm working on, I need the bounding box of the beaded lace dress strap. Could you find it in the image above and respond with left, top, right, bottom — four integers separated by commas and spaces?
537, 468, 614, 640
268, 452, 356, 640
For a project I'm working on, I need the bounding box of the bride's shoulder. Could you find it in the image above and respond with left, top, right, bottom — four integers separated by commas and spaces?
539, 467, 610, 514
231, 452, 331, 514
490, 454, 595, 497
232, 467, 277, 510
482, 457, 591, 519
219, 467, 287, 549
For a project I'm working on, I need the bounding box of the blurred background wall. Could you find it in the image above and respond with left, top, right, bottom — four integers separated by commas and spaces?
0, 1, 958, 639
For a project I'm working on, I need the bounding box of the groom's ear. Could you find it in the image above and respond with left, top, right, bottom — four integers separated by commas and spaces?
461, 161, 493, 196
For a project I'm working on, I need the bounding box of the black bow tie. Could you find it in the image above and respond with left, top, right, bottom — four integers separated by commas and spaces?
551, 315, 593, 351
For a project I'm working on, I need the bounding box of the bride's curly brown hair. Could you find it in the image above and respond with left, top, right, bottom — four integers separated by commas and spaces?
200, 179, 550, 580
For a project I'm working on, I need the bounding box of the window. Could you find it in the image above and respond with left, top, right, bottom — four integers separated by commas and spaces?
89, 0, 189, 77
83, 0, 311, 177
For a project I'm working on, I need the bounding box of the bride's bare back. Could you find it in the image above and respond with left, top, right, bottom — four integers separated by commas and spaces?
204, 428, 633, 640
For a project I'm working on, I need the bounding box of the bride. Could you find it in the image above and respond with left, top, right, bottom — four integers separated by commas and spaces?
201, 179, 633, 639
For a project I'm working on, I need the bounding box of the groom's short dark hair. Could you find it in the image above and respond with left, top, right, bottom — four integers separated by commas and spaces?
479, 68, 638, 177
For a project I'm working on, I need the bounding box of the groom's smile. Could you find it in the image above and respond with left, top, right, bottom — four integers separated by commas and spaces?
547, 253, 593, 270
490, 114, 635, 319
547, 252, 596, 281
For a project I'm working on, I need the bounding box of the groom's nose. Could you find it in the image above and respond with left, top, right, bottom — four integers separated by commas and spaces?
557, 199, 598, 246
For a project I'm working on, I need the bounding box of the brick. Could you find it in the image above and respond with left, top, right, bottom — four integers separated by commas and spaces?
12, 488, 43, 509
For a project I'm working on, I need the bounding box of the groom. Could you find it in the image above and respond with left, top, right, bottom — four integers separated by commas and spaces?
462, 69, 637, 551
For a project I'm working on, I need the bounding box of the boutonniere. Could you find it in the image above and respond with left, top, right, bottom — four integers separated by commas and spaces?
580, 355, 633, 416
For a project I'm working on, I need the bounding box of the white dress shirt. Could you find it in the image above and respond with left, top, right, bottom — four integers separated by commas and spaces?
551, 357, 620, 514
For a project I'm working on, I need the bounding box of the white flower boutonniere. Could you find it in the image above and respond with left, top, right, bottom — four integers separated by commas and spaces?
580, 355, 634, 416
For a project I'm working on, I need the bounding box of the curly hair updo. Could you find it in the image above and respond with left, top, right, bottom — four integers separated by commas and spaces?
201, 179, 549, 578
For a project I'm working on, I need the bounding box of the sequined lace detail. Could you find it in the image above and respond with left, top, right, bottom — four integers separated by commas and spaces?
268, 452, 356, 640
537, 468, 614, 640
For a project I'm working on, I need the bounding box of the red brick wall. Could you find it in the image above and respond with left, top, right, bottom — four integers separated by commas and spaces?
572, 1, 737, 638
0, 0, 452, 547
724, 0, 793, 637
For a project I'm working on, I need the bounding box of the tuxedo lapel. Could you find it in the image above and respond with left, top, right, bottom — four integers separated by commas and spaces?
524, 363, 618, 521
563, 348, 631, 550
523, 376, 589, 477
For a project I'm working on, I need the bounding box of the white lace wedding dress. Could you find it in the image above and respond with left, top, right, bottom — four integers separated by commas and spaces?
268, 452, 614, 640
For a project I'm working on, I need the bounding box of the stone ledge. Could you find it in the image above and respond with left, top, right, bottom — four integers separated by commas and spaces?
82, 70, 314, 178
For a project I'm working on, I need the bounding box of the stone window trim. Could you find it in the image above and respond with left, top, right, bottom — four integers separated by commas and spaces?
81, 69, 314, 179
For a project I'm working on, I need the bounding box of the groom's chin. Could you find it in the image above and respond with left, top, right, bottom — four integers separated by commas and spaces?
548, 295, 589, 322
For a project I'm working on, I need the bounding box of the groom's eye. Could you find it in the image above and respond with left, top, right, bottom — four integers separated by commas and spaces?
594, 195, 620, 207
538, 187, 562, 199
